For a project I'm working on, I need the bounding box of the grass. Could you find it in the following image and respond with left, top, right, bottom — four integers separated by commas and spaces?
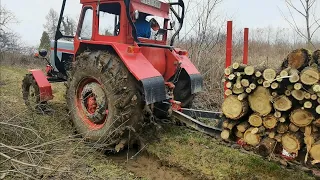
0, 65, 315, 180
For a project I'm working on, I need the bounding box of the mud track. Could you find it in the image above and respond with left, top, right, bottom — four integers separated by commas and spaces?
106, 149, 193, 180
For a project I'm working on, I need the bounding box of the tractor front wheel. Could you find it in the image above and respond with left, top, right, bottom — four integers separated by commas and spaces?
22, 74, 46, 111
66, 51, 143, 150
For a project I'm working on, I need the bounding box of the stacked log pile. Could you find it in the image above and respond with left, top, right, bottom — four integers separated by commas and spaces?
221, 49, 320, 164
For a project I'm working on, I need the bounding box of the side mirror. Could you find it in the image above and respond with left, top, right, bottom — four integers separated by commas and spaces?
170, 21, 176, 29
39, 49, 48, 58
150, 18, 160, 31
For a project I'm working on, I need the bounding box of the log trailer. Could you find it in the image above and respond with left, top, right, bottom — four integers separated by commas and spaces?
22, 0, 223, 150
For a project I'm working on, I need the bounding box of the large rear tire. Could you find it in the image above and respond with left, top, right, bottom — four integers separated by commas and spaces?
66, 51, 144, 150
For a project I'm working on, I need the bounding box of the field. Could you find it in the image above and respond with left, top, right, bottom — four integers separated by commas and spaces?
0, 64, 316, 179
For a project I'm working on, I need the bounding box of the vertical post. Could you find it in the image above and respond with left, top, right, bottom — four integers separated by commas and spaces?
226, 21, 233, 69
225, 21, 233, 96
243, 28, 249, 65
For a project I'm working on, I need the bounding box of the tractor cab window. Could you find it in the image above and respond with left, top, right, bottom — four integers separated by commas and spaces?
98, 3, 121, 36
134, 12, 166, 41
79, 7, 93, 40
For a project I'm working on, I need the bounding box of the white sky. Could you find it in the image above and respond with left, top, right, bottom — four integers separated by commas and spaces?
1, 0, 319, 46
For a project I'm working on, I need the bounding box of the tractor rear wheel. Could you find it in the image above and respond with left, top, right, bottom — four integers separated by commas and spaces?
66, 51, 143, 150
174, 79, 194, 108
22, 74, 46, 111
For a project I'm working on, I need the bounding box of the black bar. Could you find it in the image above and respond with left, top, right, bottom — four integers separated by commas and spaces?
137, 43, 173, 50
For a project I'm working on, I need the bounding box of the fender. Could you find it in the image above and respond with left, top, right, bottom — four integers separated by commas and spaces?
77, 41, 167, 105
29, 70, 54, 102
165, 49, 203, 94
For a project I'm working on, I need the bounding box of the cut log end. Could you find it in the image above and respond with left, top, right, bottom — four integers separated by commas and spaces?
263, 115, 278, 129
244, 128, 261, 146
291, 90, 304, 101
273, 95, 292, 112
248, 113, 263, 127
222, 95, 248, 120
244, 66, 255, 76
282, 133, 302, 153
300, 67, 319, 86
290, 109, 314, 127
263, 69, 277, 81
248, 86, 272, 116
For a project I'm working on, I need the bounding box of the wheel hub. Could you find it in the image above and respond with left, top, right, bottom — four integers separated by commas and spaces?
77, 80, 108, 125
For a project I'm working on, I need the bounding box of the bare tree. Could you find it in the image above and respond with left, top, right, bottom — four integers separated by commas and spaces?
281, 0, 320, 49
0, 5, 20, 52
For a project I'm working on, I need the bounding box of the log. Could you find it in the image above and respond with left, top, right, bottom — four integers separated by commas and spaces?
300, 67, 319, 85
257, 79, 264, 85
222, 120, 229, 129
263, 81, 271, 88
285, 90, 291, 96
221, 129, 231, 140
228, 74, 236, 81
282, 133, 303, 153
245, 88, 252, 94
277, 123, 289, 134
279, 115, 287, 123
313, 84, 320, 93
294, 83, 302, 90
311, 94, 318, 100
271, 82, 279, 90
291, 90, 304, 101
271, 92, 278, 97
222, 95, 248, 120
251, 126, 266, 134
304, 93, 311, 100
274, 111, 282, 118
263, 68, 277, 81
268, 131, 276, 139
273, 95, 292, 112
244, 66, 255, 76
304, 126, 315, 163
248, 113, 263, 127
232, 86, 244, 95
275, 134, 283, 142
248, 86, 272, 116
313, 119, 320, 127
241, 79, 250, 87
237, 121, 250, 133
276, 75, 283, 82
235, 130, 244, 138
263, 115, 278, 129
225, 89, 233, 96
235, 76, 242, 89
255, 71, 262, 78
289, 71, 300, 83
303, 101, 313, 109
257, 137, 277, 157
282, 48, 312, 70
226, 81, 233, 89
289, 123, 300, 132
249, 83, 257, 90
244, 127, 261, 146
316, 105, 320, 115
237, 93, 248, 101
227, 120, 238, 130
232, 62, 240, 70
290, 109, 314, 127
224, 67, 233, 76
310, 141, 320, 162
280, 69, 289, 77
313, 50, 320, 64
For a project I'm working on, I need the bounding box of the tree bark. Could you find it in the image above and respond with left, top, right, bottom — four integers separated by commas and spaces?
257, 137, 277, 157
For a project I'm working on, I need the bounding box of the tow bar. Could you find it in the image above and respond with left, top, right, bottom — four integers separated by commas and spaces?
172, 108, 223, 138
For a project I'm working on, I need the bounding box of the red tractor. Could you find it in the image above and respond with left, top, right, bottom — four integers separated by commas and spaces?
22, 0, 209, 150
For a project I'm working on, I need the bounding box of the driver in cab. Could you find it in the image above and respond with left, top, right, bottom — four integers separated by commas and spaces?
134, 13, 159, 39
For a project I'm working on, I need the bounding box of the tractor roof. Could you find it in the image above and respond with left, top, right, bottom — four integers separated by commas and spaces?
80, 0, 170, 18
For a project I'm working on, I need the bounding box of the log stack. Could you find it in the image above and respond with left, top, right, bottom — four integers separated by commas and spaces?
221, 49, 320, 164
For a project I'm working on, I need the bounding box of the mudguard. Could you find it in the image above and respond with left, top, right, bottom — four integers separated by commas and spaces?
29, 70, 54, 102
110, 43, 167, 105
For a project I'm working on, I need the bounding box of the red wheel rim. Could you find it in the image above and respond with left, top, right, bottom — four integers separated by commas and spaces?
75, 77, 108, 130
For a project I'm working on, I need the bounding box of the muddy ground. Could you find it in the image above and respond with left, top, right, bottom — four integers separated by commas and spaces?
0, 65, 316, 180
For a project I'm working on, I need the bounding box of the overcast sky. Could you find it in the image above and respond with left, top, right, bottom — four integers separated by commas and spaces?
1, 0, 319, 46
